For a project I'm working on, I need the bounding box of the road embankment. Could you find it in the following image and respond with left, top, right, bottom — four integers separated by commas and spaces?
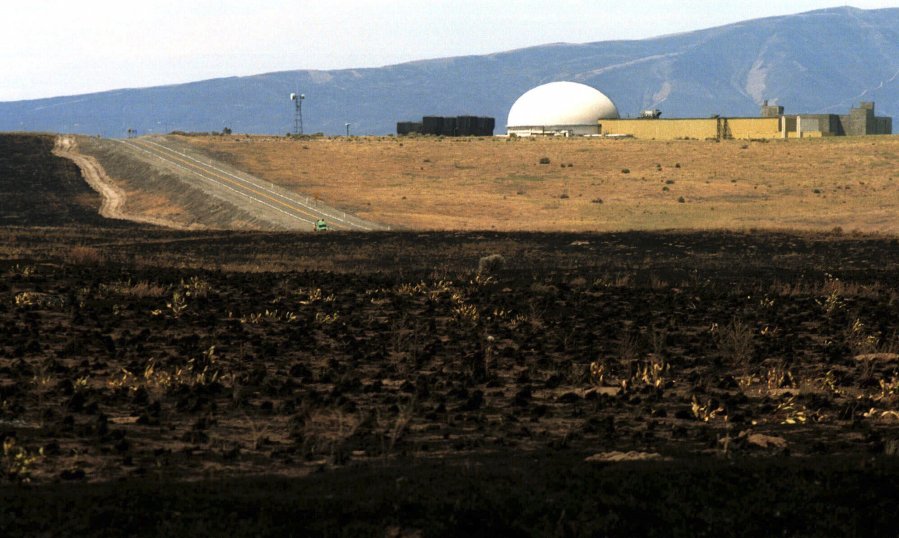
53, 136, 192, 229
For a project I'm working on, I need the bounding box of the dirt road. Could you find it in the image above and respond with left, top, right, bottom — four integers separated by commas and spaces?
53, 136, 189, 229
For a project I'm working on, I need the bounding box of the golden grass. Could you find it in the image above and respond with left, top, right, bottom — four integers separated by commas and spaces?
180, 134, 899, 233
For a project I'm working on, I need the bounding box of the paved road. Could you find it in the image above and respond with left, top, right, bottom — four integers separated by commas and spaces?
118, 136, 385, 231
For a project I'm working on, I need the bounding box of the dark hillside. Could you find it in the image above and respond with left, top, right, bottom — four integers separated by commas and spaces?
0, 134, 113, 227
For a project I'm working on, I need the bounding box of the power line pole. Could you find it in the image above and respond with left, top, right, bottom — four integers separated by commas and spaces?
290, 93, 305, 135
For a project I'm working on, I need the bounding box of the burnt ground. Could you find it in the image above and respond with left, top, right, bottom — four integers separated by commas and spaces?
0, 134, 128, 228
3, 134, 899, 536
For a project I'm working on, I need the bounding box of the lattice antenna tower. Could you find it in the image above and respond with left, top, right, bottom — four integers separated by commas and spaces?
290, 91, 305, 135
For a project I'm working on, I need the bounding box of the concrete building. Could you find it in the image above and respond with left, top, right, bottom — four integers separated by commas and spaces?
507, 81, 619, 137
599, 101, 892, 140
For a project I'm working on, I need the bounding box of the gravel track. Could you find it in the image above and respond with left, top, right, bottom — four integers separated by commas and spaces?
119, 136, 386, 231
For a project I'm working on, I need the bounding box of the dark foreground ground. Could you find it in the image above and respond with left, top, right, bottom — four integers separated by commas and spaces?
3, 134, 899, 536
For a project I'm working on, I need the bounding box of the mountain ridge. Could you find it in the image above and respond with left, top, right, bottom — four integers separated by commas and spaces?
1, 6, 897, 136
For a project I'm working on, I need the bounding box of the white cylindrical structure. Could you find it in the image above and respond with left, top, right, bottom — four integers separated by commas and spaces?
507, 81, 620, 136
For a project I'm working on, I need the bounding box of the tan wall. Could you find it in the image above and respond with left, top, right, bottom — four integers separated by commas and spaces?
600, 116, 818, 140
599, 119, 718, 140
786, 131, 823, 139
727, 118, 781, 139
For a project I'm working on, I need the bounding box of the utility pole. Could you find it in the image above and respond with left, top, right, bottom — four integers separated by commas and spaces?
290, 93, 305, 135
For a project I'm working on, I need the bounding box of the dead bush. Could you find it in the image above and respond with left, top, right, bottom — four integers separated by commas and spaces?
64, 245, 104, 265
715, 319, 755, 367
478, 254, 505, 275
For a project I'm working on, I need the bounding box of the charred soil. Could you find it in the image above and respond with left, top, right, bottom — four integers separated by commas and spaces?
3, 134, 899, 536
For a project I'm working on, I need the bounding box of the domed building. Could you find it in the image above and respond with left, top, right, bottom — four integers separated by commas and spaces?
506, 81, 619, 137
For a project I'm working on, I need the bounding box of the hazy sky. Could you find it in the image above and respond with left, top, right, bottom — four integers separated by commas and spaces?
1, 1, 897, 101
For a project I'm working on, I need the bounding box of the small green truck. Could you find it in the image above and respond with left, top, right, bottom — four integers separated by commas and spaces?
314, 219, 329, 231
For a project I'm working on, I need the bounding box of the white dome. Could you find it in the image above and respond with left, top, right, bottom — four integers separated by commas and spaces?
507, 82, 619, 135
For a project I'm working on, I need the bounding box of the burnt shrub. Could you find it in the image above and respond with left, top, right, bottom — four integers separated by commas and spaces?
478, 254, 506, 275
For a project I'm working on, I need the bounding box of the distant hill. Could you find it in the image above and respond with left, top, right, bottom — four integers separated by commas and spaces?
1, 6, 897, 137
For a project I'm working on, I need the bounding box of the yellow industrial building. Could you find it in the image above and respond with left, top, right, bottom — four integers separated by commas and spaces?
503, 82, 892, 139
598, 102, 892, 140
599, 116, 788, 140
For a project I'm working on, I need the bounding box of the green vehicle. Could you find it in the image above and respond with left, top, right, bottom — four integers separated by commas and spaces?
314, 219, 329, 231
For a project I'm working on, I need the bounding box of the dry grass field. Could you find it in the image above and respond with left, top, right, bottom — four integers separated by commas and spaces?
182, 134, 899, 233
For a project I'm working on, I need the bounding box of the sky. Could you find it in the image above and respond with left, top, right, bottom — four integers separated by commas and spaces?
1, 0, 897, 101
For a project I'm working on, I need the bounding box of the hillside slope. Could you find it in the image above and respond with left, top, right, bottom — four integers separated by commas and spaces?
181, 134, 899, 233
1, 7, 897, 136
74, 136, 383, 231
0, 134, 113, 227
